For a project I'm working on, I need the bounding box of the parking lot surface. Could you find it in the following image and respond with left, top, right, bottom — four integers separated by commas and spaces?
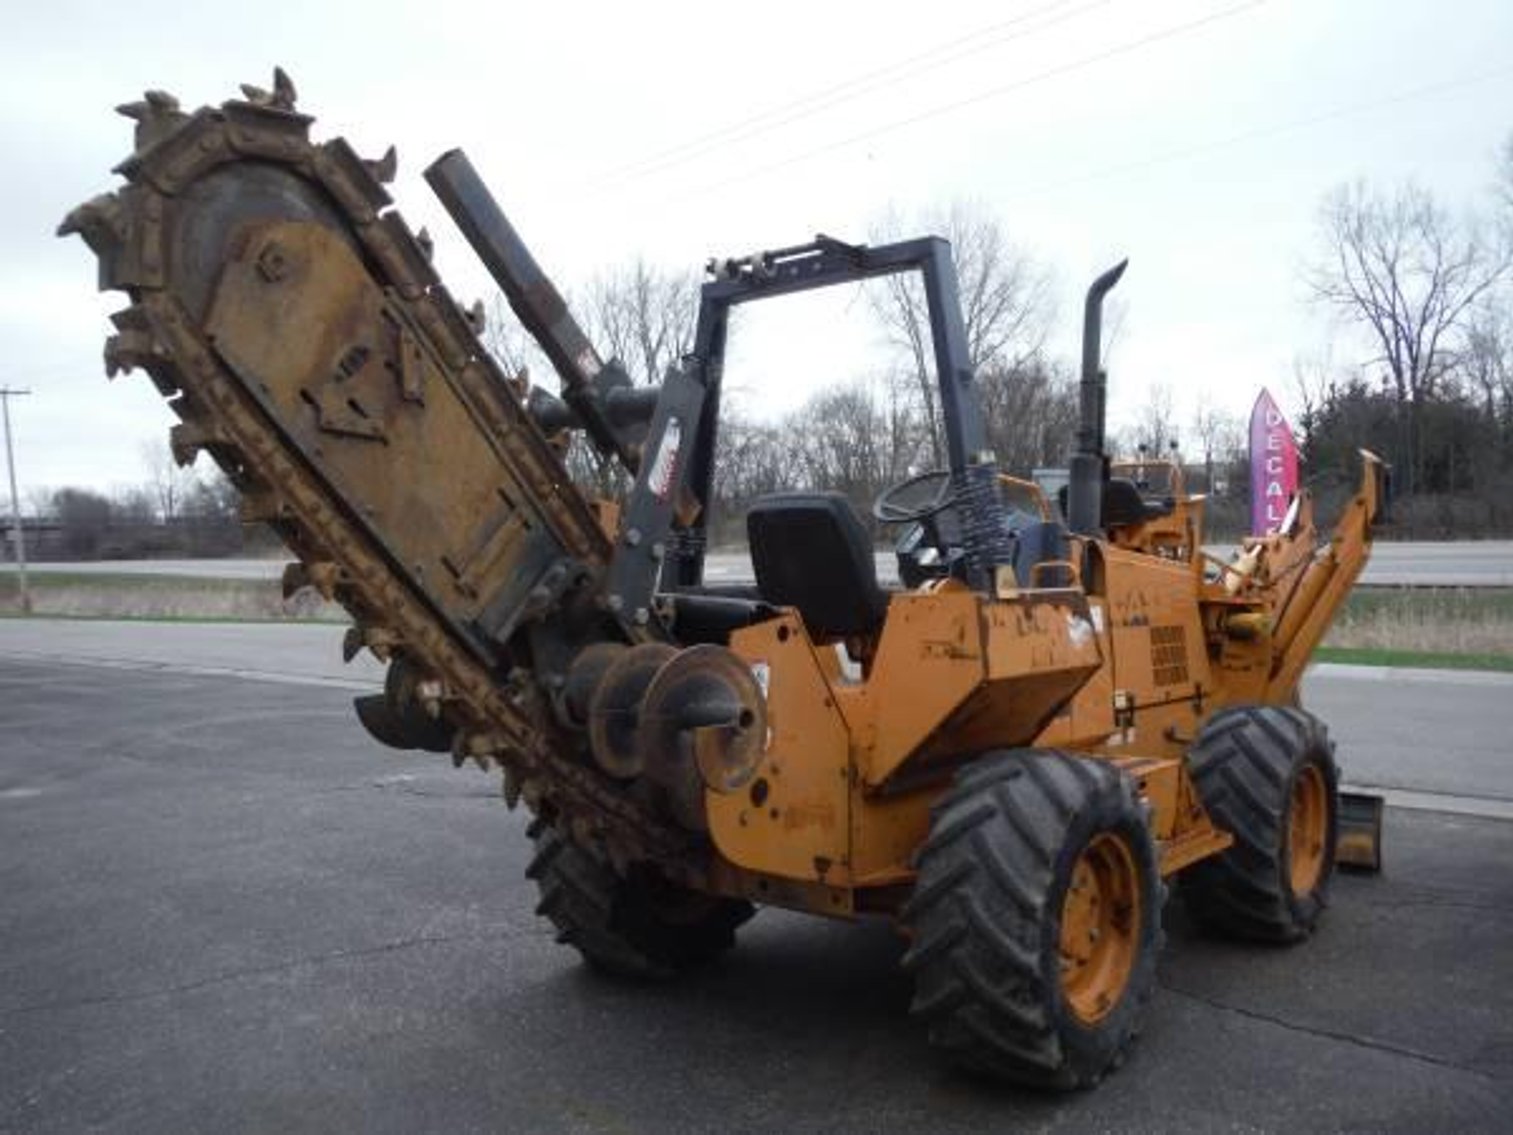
2, 657, 1510, 1134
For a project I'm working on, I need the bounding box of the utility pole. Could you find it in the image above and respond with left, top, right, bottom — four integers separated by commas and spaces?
1, 387, 31, 614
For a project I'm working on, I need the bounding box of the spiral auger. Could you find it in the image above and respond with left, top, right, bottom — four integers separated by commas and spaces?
59, 69, 696, 879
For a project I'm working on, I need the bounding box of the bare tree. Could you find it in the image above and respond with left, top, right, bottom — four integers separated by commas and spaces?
1496, 131, 1513, 220
1307, 180, 1510, 492
139, 438, 197, 523
1290, 349, 1336, 443
480, 294, 539, 383
479, 258, 697, 403
976, 357, 1079, 476
581, 258, 699, 387
485, 259, 701, 499
794, 384, 893, 508
51, 488, 114, 557
1129, 381, 1179, 458
1463, 299, 1512, 428
181, 467, 240, 522
870, 202, 1055, 466
1190, 395, 1242, 494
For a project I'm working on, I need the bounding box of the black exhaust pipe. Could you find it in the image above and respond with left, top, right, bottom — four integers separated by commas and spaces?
1066, 259, 1128, 536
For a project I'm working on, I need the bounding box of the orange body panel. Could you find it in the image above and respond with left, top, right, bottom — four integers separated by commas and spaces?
704, 455, 1384, 917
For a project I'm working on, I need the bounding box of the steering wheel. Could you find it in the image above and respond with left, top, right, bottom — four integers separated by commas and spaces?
873, 470, 957, 524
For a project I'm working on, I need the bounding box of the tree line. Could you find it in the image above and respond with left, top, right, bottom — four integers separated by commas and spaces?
18, 443, 257, 561
1296, 140, 1513, 535
519, 143, 1513, 543
491, 202, 1252, 544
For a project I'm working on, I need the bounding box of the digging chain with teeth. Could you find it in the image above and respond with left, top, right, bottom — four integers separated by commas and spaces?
61, 70, 695, 880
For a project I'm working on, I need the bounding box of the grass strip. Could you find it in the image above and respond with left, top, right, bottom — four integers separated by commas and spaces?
0, 611, 343, 626
1313, 646, 1513, 673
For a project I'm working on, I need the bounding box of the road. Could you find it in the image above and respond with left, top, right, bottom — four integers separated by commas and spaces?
23, 538, 1513, 587
0, 632, 1509, 1133
1, 619, 1508, 817
1347, 540, 1513, 587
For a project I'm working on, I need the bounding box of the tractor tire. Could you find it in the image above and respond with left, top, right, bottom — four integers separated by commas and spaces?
901, 751, 1162, 1090
526, 820, 754, 979
1180, 706, 1339, 943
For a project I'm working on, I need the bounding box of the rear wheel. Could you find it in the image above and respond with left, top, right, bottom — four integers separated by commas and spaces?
1180, 706, 1339, 942
902, 751, 1161, 1090
526, 820, 753, 979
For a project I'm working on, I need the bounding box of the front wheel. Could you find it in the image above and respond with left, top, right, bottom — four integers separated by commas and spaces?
1180, 706, 1339, 942
902, 751, 1162, 1090
526, 820, 754, 979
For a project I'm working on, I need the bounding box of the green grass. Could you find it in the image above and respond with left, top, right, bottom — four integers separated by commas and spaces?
1339, 586, 1513, 621
1324, 586, 1513, 659
0, 610, 340, 626
0, 570, 340, 622
1312, 646, 1513, 673
10, 570, 250, 589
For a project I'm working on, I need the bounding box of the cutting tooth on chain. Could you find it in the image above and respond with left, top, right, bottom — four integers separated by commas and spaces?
505, 368, 530, 401
168, 420, 227, 466
56, 192, 125, 254
341, 623, 403, 662
167, 426, 199, 466
366, 627, 403, 661
239, 66, 298, 112
501, 767, 522, 809
271, 66, 298, 110
365, 145, 398, 185
465, 299, 486, 336
280, 562, 311, 599
281, 560, 341, 600
115, 90, 186, 151
341, 625, 364, 663
452, 730, 497, 771
415, 226, 435, 261
103, 326, 160, 379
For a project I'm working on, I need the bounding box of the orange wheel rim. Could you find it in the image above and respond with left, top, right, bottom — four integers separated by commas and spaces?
1059, 832, 1141, 1025
1289, 764, 1329, 895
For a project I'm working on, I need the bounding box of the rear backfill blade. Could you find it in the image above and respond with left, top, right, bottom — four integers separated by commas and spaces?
1336, 790, 1384, 873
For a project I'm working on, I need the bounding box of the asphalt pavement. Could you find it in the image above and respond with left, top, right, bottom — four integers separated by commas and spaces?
2, 619, 1509, 816
1, 626, 1510, 1133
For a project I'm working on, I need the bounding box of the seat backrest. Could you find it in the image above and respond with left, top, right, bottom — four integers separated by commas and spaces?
1101, 478, 1151, 527
1013, 520, 1073, 588
746, 492, 889, 640
1058, 478, 1175, 529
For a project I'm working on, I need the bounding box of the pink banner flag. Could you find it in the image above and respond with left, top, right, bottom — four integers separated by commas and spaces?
1249, 388, 1299, 535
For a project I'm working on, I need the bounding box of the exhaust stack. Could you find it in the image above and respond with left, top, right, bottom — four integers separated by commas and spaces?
1066, 259, 1127, 536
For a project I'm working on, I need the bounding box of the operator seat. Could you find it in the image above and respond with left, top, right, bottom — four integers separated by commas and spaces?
746, 492, 890, 640
1056, 478, 1176, 529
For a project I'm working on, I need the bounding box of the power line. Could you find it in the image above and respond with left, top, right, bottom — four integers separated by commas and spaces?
1, 386, 32, 614
1001, 64, 1513, 203
592, 0, 1108, 191
661, 0, 1267, 204
597, 0, 1082, 179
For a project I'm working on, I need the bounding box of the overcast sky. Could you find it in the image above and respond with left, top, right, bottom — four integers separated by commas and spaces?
3, 0, 1510, 502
